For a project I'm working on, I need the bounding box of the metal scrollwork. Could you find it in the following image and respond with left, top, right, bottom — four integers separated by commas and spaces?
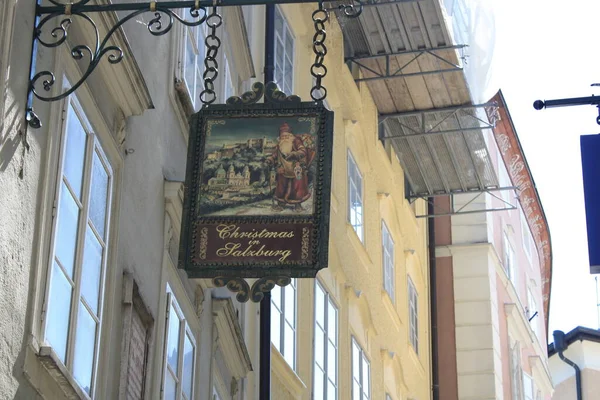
213, 277, 251, 303
250, 276, 293, 303
199, 7, 222, 105
27, 3, 207, 128
310, 2, 329, 102
337, 0, 363, 18
213, 276, 292, 303
264, 82, 301, 104
226, 82, 266, 106
45, 0, 93, 6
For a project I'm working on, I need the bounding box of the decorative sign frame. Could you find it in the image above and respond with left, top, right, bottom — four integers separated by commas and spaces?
179, 83, 333, 284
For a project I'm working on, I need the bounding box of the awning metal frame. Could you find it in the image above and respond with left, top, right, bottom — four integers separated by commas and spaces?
345, 45, 467, 82
380, 102, 500, 196
411, 188, 519, 218
379, 102, 498, 135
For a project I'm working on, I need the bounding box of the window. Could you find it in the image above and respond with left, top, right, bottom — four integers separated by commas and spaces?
222, 53, 234, 101
510, 340, 523, 400
348, 151, 364, 242
181, 19, 206, 111
314, 281, 338, 400
163, 287, 196, 400
351, 338, 370, 400
527, 288, 540, 339
503, 232, 516, 286
274, 6, 294, 94
522, 372, 534, 400
521, 209, 533, 261
271, 278, 296, 369
120, 275, 153, 399
382, 221, 395, 302
43, 97, 113, 396
408, 277, 419, 354
497, 150, 512, 204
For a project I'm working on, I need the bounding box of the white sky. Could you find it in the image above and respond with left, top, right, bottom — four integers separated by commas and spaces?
491, 0, 600, 338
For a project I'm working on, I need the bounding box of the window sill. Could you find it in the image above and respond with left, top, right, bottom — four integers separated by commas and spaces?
271, 344, 306, 397
345, 223, 372, 269
380, 290, 402, 332
407, 345, 426, 378
24, 344, 90, 400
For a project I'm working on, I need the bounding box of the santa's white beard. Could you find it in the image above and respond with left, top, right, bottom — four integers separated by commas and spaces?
279, 137, 294, 154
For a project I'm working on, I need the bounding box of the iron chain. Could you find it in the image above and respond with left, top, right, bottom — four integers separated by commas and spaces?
310, 2, 328, 102
199, 7, 222, 105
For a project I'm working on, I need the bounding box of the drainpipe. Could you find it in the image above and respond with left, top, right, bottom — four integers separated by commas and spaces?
553, 330, 582, 400
428, 200, 439, 400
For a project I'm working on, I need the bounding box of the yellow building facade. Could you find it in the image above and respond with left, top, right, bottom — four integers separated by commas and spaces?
262, 5, 431, 400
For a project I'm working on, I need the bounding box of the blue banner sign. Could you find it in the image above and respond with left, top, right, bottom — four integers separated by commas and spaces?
581, 134, 600, 274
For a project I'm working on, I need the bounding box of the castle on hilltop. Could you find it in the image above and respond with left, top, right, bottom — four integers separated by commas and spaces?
206, 136, 277, 160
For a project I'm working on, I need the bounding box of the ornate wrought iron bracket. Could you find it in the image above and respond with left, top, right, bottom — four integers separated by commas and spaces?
213, 276, 292, 303
26, 0, 363, 128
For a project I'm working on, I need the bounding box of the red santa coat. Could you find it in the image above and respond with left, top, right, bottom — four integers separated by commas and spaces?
270, 133, 315, 204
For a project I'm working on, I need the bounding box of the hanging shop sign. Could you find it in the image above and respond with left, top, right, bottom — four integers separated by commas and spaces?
581, 134, 600, 274
178, 82, 334, 280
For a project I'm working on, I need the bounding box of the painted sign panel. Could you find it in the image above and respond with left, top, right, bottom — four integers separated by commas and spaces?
581, 134, 600, 273
179, 84, 333, 278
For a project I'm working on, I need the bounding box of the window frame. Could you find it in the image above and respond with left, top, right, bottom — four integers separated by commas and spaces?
351, 337, 370, 400
41, 89, 115, 398
503, 232, 517, 286
347, 150, 364, 243
382, 221, 395, 303
271, 278, 297, 370
273, 5, 295, 94
408, 276, 419, 354
174, 9, 238, 115
522, 371, 534, 400
162, 285, 198, 400
510, 339, 524, 400
313, 280, 339, 400
520, 208, 533, 262
527, 288, 540, 340
180, 18, 207, 112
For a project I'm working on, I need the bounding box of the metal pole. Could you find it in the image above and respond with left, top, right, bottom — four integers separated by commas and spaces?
533, 94, 600, 125
428, 200, 439, 400
259, 4, 275, 400
259, 291, 272, 400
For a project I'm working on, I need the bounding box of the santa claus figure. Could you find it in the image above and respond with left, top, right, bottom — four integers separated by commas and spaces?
267, 122, 315, 211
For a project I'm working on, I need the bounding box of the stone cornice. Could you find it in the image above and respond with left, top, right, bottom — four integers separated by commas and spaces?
79, 1, 154, 116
